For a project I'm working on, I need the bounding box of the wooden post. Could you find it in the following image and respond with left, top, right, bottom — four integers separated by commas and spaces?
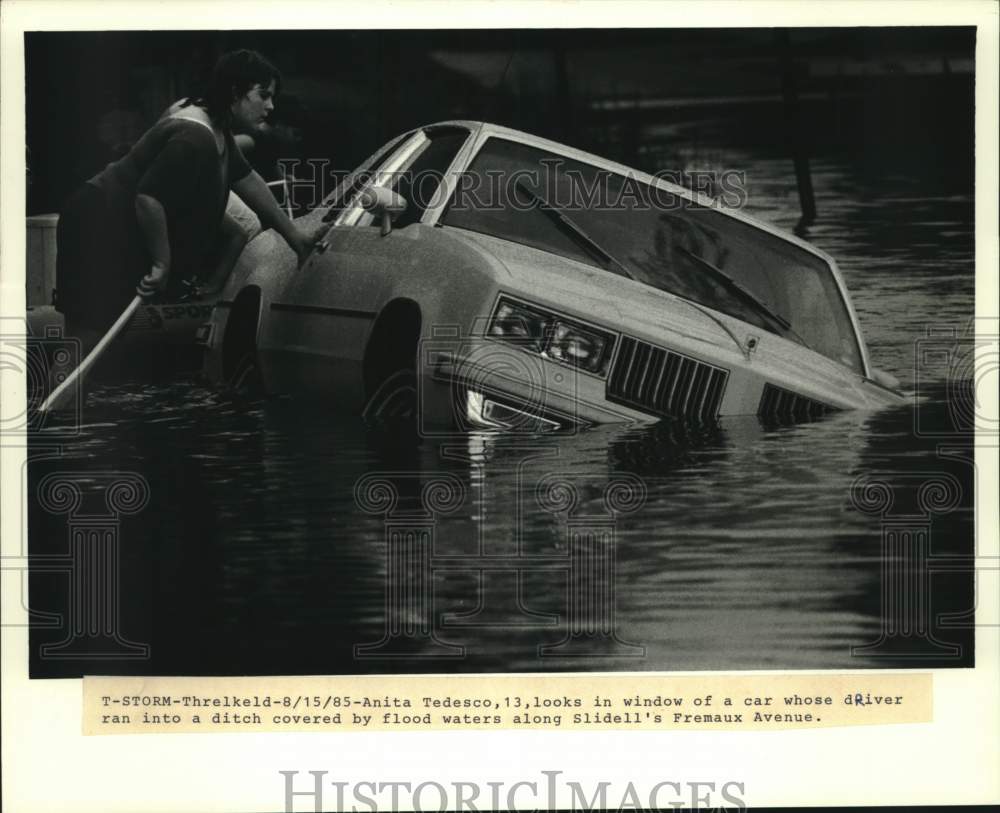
777, 29, 817, 230
552, 42, 573, 143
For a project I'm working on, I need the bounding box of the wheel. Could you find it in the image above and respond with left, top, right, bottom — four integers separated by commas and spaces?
362, 368, 417, 421
221, 289, 263, 397
227, 349, 264, 397
361, 299, 421, 422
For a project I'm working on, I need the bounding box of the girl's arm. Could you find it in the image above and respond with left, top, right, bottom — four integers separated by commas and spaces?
134, 193, 171, 295
232, 170, 321, 265
200, 212, 249, 294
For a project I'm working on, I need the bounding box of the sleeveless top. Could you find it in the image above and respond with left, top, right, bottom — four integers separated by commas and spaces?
88, 115, 252, 278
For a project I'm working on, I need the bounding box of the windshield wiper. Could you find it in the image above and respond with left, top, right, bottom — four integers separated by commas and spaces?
674, 244, 805, 342
515, 180, 636, 282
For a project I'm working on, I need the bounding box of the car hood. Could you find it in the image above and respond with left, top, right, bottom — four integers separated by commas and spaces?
443, 227, 749, 359
441, 226, 873, 404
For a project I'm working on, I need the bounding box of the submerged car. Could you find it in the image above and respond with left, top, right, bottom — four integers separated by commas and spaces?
201, 121, 905, 429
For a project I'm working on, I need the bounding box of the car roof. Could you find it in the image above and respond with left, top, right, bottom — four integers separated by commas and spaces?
412, 119, 838, 267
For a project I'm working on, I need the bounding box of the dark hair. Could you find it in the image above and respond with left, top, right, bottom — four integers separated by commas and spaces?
202, 49, 281, 124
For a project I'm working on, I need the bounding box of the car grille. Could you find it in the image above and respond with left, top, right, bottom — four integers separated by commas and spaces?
758, 383, 836, 420
606, 336, 729, 421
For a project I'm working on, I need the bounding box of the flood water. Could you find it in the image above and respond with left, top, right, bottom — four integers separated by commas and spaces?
28, 113, 977, 677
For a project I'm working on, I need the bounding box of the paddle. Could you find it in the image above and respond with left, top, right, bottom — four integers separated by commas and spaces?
37, 294, 144, 414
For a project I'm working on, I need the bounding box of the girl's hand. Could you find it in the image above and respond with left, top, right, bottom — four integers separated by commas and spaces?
290, 223, 328, 268
137, 262, 169, 298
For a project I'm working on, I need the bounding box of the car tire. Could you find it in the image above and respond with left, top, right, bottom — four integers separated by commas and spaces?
227, 350, 264, 397
362, 368, 417, 421
222, 288, 263, 397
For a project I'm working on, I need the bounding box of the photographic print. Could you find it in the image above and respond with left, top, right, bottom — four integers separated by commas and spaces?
2, 2, 997, 812
20, 24, 980, 677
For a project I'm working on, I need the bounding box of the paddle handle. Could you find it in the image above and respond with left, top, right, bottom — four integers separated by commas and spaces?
38, 295, 144, 414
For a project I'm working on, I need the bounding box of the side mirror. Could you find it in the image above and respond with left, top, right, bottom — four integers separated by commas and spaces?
870, 367, 901, 391
359, 186, 408, 236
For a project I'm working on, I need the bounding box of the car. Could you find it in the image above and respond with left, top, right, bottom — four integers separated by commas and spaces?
200, 120, 906, 430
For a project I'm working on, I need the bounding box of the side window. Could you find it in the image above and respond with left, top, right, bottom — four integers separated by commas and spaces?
321, 133, 409, 222
389, 130, 467, 229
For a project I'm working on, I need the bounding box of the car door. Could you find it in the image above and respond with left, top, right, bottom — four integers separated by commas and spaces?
260, 131, 423, 401
265, 127, 471, 406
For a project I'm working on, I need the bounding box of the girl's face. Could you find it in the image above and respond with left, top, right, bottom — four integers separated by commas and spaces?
230, 80, 276, 132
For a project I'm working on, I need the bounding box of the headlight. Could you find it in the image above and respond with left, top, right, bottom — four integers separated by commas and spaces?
488, 300, 548, 353
488, 296, 615, 377
547, 321, 612, 374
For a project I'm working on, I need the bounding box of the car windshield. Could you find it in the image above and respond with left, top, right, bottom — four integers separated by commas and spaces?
442, 137, 864, 373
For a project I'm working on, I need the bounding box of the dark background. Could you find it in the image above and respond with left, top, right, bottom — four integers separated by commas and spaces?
25, 27, 975, 217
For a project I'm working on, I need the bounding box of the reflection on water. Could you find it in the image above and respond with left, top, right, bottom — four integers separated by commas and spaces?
28, 120, 976, 677
28, 388, 975, 675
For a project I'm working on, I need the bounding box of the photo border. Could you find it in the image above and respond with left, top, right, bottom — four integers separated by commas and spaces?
2, 1, 998, 810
